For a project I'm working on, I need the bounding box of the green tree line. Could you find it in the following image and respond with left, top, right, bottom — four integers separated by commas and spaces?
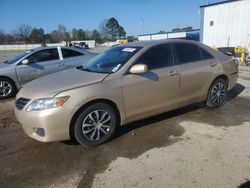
0, 17, 126, 45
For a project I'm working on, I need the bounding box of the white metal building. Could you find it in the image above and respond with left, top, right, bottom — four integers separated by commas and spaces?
200, 0, 250, 50
138, 30, 200, 41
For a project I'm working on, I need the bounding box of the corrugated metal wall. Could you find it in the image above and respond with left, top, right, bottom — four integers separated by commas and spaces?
201, 0, 250, 50
138, 32, 186, 41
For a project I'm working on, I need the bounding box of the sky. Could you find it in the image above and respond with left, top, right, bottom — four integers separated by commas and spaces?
0, 0, 216, 36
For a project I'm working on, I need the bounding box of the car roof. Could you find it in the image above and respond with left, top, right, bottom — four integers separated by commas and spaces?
120, 39, 201, 48
31, 46, 89, 54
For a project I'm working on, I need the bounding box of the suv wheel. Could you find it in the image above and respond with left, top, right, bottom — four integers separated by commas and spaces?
206, 78, 228, 108
0, 78, 17, 99
74, 102, 118, 146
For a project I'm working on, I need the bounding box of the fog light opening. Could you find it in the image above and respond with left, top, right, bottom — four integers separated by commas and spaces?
35, 128, 45, 137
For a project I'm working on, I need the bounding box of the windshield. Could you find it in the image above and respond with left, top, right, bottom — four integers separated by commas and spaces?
82, 46, 142, 73
4, 50, 33, 64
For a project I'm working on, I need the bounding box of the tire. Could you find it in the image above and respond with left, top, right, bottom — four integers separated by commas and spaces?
206, 78, 228, 108
0, 77, 17, 99
74, 102, 118, 146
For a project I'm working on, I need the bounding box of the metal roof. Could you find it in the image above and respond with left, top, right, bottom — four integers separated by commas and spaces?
200, 0, 240, 8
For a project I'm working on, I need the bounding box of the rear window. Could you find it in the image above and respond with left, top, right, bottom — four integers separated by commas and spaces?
62, 49, 84, 58
174, 43, 202, 64
200, 47, 214, 60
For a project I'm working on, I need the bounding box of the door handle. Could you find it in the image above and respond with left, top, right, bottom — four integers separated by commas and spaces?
168, 70, 179, 76
210, 62, 217, 67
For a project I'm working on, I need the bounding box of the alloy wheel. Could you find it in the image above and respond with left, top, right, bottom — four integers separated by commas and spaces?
211, 82, 226, 104
0, 81, 12, 97
82, 110, 112, 141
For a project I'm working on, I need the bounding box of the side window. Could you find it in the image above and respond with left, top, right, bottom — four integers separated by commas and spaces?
27, 49, 59, 63
62, 49, 84, 58
174, 43, 202, 64
136, 44, 172, 70
200, 47, 214, 60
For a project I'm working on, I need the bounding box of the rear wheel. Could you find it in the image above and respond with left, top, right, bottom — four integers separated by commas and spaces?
74, 102, 118, 146
0, 78, 17, 99
206, 78, 228, 108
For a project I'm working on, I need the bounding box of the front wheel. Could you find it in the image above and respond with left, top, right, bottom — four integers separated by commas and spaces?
0, 78, 17, 99
74, 102, 118, 146
206, 78, 228, 108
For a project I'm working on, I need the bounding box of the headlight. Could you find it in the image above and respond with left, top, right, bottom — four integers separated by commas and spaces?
26, 96, 69, 112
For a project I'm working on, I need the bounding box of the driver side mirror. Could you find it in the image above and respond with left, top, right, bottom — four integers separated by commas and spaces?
129, 64, 148, 74
21, 59, 29, 65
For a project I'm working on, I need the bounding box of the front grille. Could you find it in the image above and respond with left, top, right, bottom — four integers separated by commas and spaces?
15, 98, 30, 110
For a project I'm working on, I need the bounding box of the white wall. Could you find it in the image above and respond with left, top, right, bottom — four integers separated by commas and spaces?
138, 35, 152, 41
168, 32, 186, 39
138, 32, 187, 41
151, 34, 168, 40
201, 0, 250, 50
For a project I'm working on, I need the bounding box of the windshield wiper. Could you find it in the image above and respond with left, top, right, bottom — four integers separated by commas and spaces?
77, 66, 92, 72
77, 65, 111, 74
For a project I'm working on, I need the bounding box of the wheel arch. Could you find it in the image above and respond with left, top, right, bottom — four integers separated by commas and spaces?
206, 74, 229, 101
0, 75, 18, 89
69, 98, 121, 141
210, 74, 229, 89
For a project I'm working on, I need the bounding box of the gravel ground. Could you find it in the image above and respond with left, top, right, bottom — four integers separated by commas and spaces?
0, 50, 250, 188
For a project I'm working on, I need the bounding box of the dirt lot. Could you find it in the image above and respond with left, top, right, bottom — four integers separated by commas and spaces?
1, 51, 250, 188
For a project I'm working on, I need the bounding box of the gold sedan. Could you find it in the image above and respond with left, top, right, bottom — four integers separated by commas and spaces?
15, 40, 239, 146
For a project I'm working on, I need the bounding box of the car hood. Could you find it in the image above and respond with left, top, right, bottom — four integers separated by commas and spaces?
0, 62, 10, 69
20, 68, 109, 98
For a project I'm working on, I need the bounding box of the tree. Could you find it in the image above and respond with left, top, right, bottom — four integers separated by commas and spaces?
71, 28, 78, 40
99, 19, 108, 40
77, 29, 86, 40
85, 29, 92, 40
181, 26, 193, 32
15, 24, 32, 43
157, 31, 166, 34
30, 28, 45, 44
57, 24, 66, 42
118, 26, 126, 39
64, 32, 70, 44
106, 17, 120, 41
51, 30, 60, 43
171, 28, 181, 32
0, 31, 6, 44
92, 29, 102, 44
171, 26, 193, 32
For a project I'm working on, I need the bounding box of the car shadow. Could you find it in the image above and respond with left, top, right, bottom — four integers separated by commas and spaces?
238, 181, 250, 188
114, 83, 245, 140
0, 97, 15, 104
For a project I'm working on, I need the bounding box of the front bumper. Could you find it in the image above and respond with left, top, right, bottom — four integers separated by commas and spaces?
15, 105, 71, 142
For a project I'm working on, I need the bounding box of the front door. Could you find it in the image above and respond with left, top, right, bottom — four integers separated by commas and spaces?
16, 48, 61, 85
122, 44, 180, 122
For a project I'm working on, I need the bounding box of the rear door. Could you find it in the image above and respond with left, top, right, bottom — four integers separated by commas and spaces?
172, 42, 216, 103
122, 44, 180, 121
16, 48, 61, 84
60, 48, 86, 70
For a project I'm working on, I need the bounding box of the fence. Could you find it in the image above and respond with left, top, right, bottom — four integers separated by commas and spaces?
0, 40, 96, 50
